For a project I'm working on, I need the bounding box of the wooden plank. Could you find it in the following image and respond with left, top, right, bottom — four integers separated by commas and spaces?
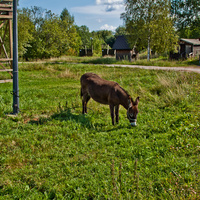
0, 4, 13, 7
0, 0, 13, 2
0, 58, 13, 61
9, 18, 12, 59
0, 68, 12, 71
0, 8, 13, 11
0, 15, 12, 19
0, 1, 13, 2
0, 79, 12, 83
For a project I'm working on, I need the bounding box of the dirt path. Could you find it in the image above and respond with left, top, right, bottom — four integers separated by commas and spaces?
103, 64, 200, 74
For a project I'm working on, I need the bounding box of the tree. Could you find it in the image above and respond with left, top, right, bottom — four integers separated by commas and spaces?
105, 35, 115, 48
171, 0, 200, 38
18, 8, 35, 58
91, 31, 108, 54
171, 0, 200, 29
76, 25, 91, 49
94, 30, 114, 48
59, 8, 81, 55
18, 7, 81, 59
115, 26, 127, 36
60, 8, 74, 24
121, 0, 178, 60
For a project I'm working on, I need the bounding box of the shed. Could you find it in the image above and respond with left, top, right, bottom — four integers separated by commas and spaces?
112, 35, 136, 61
179, 38, 200, 58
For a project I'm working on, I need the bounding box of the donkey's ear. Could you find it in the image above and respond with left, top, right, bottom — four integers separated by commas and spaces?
134, 96, 140, 105
128, 96, 132, 108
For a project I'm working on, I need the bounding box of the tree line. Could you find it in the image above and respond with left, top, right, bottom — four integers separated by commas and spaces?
16, 7, 126, 60
14, 1, 200, 60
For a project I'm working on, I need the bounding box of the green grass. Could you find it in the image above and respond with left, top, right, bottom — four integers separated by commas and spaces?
0, 62, 200, 199
34, 55, 200, 68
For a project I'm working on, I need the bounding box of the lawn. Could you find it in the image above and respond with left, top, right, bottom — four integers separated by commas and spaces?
0, 62, 200, 199
24, 55, 200, 68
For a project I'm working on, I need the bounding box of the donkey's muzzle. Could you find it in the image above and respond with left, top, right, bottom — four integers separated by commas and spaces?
131, 121, 137, 126
129, 119, 137, 126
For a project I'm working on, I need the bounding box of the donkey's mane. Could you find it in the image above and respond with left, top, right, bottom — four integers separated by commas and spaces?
116, 83, 130, 98
117, 83, 136, 104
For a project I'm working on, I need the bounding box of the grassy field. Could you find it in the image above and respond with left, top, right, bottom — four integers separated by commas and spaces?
0, 62, 200, 199
23, 55, 200, 68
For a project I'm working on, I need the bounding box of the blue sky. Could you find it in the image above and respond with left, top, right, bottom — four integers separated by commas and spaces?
18, 0, 125, 32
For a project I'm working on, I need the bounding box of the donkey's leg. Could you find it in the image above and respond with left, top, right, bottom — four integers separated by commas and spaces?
115, 105, 119, 124
82, 99, 85, 114
109, 104, 115, 125
84, 95, 90, 113
82, 94, 90, 114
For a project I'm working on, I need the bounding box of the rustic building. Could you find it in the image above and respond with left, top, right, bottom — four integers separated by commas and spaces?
112, 35, 137, 61
179, 38, 200, 58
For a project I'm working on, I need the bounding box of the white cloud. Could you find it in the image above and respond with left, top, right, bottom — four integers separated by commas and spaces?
96, 0, 124, 5
71, 5, 124, 16
96, 0, 124, 12
100, 24, 117, 31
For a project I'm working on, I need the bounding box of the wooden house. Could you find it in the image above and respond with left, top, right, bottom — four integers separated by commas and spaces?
112, 35, 136, 61
179, 38, 200, 58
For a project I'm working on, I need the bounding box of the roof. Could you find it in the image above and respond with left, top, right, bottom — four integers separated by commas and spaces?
180, 38, 200, 45
112, 35, 132, 50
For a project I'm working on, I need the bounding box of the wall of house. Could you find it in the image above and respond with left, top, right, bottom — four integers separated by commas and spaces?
193, 46, 200, 57
116, 50, 133, 61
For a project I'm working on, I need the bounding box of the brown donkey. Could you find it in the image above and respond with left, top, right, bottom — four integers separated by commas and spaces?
80, 73, 139, 126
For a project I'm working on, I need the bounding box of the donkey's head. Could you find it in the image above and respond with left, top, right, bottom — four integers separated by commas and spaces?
127, 96, 140, 126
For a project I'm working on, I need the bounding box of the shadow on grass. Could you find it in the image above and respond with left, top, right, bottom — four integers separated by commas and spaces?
82, 57, 118, 64
52, 109, 93, 127
29, 108, 93, 129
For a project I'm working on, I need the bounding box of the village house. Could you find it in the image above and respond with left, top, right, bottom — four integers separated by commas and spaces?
112, 35, 137, 61
179, 38, 200, 58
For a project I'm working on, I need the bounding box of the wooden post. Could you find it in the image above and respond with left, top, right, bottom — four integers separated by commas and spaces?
199, 55, 200, 65
0, 0, 13, 83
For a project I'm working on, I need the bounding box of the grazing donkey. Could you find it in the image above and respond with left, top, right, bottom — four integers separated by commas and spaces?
80, 73, 139, 126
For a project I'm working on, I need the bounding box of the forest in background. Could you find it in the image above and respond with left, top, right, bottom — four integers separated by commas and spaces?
1, 0, 199, 60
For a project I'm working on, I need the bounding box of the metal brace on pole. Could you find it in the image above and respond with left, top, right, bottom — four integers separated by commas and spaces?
13, 0, 19, 114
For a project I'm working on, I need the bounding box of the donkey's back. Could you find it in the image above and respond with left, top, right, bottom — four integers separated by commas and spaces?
81, 72, 118, 105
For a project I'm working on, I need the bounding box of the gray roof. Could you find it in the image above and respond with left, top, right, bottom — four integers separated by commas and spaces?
180, 38, 200, 45
112, 35, 132, 50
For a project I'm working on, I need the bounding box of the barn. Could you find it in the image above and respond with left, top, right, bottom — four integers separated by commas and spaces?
112, 35, 136, 61
179, 38, 200, 58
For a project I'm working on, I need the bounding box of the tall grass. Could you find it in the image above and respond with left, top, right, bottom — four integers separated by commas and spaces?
20, 55, 200, 67
0, 62, 199, 199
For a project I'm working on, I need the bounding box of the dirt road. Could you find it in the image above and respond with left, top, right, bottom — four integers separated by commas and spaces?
103, 64, 200, 74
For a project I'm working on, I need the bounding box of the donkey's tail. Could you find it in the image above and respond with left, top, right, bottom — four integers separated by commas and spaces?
80, 88, 83, 97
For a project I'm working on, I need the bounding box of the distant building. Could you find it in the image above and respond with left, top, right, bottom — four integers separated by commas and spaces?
170, 38, 200, 60
179, 38, 200, 58
112, 35, 137, 61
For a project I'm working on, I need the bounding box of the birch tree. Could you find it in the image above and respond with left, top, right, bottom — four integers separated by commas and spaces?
121, 0, 178, 60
